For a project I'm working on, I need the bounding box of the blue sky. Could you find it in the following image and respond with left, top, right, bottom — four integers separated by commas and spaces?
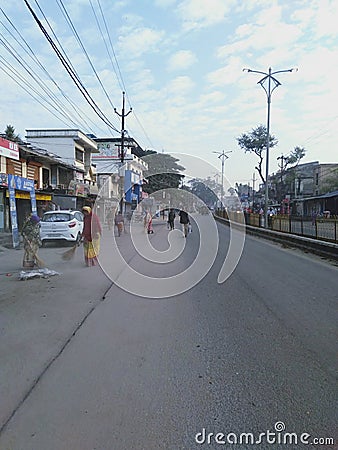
0, 0, 337, 186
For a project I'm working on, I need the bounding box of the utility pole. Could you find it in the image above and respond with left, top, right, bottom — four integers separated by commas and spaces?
243, 66, 297, 228
114, 91, 132, 213
251, 172, 256, 211
277, 153, 286, 205
277, 153, 287, 182
213, 150, 232, 209
114, 91, 132, 164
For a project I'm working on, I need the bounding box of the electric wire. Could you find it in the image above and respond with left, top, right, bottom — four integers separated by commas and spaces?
56, 0, 118, 114
0, 8, 111, 136
32, 0, 80, 82
23, 0, 120, 133
91, 0, 156, 148
0, 35, 96, 134
0, 59, 76, 128
89, 0, 124, 93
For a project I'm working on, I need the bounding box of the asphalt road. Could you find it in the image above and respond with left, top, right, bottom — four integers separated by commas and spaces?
0, 216, 337, 449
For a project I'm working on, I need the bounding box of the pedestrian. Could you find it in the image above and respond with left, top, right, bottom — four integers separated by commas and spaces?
168, 208, 176, 230
144, 210, 153, 234
82, 206, 102, 267
179, 209, 190, 237
114, 211, 125, 237
267, 207, 275, 228
21, 214, 42, 268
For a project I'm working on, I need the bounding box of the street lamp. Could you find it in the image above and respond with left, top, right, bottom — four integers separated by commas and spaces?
213, 150, 232, 210
243, 67, 297, 227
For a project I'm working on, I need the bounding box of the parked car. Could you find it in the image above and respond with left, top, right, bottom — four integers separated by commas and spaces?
40, 210, 84, 245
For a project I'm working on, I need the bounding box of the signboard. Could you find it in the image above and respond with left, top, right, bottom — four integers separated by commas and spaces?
0, 173, 8, 186
5, 192, 52, 201
8, 174, 37, 248
8, 174, 20, 248
93, 140, 133, 161
0, 137, 19, 161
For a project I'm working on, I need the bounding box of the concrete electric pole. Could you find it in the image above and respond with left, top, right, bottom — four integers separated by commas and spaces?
114, 91, 132, 164
114, 91, 132, 213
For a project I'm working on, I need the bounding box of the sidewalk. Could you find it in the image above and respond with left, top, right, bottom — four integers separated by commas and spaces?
0, 219, 180, 432
0, 234, 113, 431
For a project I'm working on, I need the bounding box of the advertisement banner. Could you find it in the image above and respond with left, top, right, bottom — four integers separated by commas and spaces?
0, 137, 19, 161
8, 174, 37, 248
8, 174, 20, 248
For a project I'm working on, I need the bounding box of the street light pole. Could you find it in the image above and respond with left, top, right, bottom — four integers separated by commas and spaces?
243, 67, 297, 228
213, 150, 232, 209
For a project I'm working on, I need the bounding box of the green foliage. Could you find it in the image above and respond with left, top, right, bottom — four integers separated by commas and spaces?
188, 177, 219, 206
284, 146, 306, 169
132, 148, 185, 194
4, 124, 20, 142
237, 124, 278, 184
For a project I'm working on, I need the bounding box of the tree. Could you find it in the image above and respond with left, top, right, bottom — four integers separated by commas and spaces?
3, 125, 21, 142
132, 149, 185, 194
283, 146, 306, 171
188, 177, 219, 207
237, 124, 278, 184
277, 146, 306, 201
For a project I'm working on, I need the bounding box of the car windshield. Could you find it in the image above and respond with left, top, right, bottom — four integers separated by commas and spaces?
42, 213, 72, 222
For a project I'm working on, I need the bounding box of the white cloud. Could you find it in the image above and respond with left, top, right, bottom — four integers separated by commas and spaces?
167, 50, 197, 71
154, 0, 178, 7
118, 27, 165, 57
292, 0, 338, 38
206, 56, 245, 86
166, 75, 195, 96
176, 0, 234, 31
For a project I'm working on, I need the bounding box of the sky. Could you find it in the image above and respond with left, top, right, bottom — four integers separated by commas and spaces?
0, 0, 337, 187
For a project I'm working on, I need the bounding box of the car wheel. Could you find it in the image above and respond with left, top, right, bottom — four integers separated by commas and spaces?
76, 233, 82, 244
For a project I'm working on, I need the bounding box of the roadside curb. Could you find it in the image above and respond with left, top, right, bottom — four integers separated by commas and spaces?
215, 214, 338, 262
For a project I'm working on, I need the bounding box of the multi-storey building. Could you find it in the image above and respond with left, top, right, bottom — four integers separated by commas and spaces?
92, 137, 148, 221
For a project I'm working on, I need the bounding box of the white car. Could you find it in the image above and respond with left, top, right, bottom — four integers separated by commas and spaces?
40, 210, 84, 244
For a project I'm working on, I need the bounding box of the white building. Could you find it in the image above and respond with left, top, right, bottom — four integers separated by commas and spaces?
25, 129, 99, 187
92, 137, 148, 218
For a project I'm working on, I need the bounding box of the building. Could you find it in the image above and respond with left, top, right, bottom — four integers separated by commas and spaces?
25, 128, 99, 210
268, 161, 338, 214
92, 137, 148, 221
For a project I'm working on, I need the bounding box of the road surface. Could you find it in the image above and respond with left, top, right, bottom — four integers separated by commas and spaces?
0, 216, 337, 449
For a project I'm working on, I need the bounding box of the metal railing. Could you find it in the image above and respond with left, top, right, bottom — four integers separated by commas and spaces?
216, 210, 338, 243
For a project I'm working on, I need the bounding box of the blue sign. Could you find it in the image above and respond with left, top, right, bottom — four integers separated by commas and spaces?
8, 174, 37, 248
8, 174, 20, 248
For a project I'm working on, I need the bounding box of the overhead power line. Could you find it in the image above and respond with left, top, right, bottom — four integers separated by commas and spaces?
23, 0, 120, 133
0, 7, 111, 135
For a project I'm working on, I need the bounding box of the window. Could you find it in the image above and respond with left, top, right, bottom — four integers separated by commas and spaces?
75, 149, 84, 162
42, 213, 72, 222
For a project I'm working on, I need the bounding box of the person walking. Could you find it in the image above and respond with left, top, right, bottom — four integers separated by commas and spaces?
144, 210, 153, 234
82, 206, 102, 266
21, 214, 42, 268
114, 211, 125, 237
179, 209, 190, 237
168, 208, 176, 230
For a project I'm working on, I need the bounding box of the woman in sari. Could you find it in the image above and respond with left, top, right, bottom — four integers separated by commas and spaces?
21, 214, 42, 268
82, 206, 102, 266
